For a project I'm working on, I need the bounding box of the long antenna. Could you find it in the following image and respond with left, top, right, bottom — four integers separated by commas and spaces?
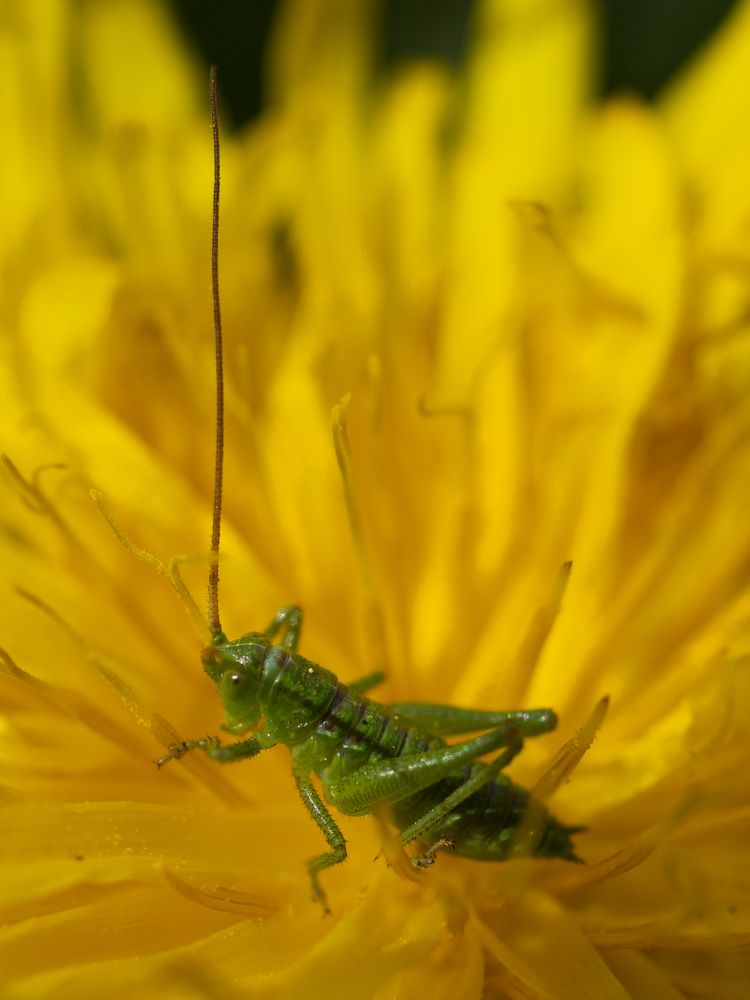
208, 65, 224, 639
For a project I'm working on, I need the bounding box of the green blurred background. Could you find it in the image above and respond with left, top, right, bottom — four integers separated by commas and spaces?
169, 0, 738, 128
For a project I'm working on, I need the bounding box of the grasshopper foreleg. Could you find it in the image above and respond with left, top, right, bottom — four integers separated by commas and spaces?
293, 769, 347, 914
156, 733, 274, 768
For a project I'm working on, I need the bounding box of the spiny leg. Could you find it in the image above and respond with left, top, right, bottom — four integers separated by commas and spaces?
390, 703, 557, 738
265, 605, 303, 651
292, 770, 347, 913
156, 732, 275, 768
327, 721, 524, 816
400, 737, 522, 854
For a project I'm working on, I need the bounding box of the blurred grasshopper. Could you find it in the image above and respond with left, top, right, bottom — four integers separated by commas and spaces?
157, 69, 581, 912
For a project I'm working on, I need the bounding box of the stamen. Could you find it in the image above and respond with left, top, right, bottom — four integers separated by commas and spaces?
90, 489, 210, 642
0, 644, 144, 758
506, 560, 573, 706
162, 867, 277, 916
10, 591, 246, 807
532, 695, 609, 802
2, 454, 78, 546
331, 394, 389, 675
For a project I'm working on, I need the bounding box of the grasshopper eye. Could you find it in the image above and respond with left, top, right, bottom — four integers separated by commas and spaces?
219, 667, 252, 706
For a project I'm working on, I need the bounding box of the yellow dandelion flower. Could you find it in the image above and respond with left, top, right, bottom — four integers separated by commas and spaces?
2, 0, 750, 997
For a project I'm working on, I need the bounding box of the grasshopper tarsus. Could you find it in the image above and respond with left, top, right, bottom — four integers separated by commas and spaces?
155, 736, 220, 768
411, 838, 456, 870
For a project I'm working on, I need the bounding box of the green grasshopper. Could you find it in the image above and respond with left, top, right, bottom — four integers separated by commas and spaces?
157, 69, 581, 912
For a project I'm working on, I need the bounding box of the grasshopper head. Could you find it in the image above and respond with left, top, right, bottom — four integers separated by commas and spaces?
201, 633, 269, 734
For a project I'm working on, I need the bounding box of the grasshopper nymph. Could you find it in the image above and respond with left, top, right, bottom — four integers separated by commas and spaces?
157, 68, 582, 913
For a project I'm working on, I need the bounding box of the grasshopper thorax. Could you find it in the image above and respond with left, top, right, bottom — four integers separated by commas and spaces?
201, 633, 270, 734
